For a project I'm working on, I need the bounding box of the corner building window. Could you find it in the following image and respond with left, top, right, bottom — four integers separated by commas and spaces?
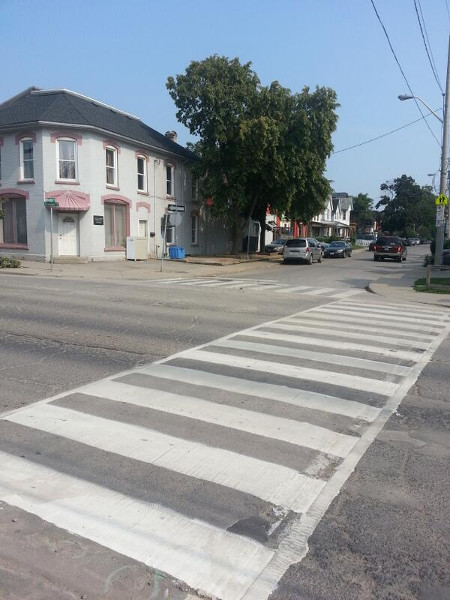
20, 139, 34, 179
1, 197, 27, 244
106, 147, 117, 186
166, 165, 174, 196
137, 156, 147, 192
58, 139, 77, 180
104, 201, 126, 247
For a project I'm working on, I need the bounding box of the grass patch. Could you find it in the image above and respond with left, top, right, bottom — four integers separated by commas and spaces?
414, 277, 450, 294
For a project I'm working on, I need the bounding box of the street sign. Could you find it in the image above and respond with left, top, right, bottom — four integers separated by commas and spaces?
44, 198, 59, 207
435, 194, 448, 205
436, 204, 445, 225
168, 203, 186, 213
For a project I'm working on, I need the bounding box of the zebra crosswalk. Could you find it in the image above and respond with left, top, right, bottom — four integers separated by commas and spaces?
0, 298, 449, 600
153, 277, 364, 298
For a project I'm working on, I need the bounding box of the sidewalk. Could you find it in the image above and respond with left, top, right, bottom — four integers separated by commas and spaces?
0, 254, 278, 282
368, 264, 450, 308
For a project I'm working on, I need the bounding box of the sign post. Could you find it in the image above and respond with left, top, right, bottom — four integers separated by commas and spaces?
44, 198, 59, 270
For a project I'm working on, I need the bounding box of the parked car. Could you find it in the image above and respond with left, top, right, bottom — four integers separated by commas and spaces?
373, 236, 407, 262
318, 241, 330, 251
443, 248, 450, 265
324, 240, 352, 258
265, 238, 287, 254
283, 238, 323, 264
368, 240, 376, 251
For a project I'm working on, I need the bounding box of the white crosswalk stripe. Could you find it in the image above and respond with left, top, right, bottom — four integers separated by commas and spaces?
1, 297, 449, 600
154, 277, 363, 298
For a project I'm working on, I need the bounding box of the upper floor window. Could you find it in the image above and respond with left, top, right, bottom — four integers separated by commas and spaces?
342, 210, 347, 220
166, 164, 174, 196
20, 139, 34, 180
58, 139, 77, 180
106, 147, 117, 186
137, 156, 147, 192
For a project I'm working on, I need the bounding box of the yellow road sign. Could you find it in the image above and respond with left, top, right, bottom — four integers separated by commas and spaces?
435, 194, 448, 205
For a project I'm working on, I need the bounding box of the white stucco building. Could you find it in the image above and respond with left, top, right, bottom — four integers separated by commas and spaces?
0, 87, 233, 262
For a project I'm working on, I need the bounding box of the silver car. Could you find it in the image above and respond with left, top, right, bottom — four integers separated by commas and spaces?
283, 238, 323, 264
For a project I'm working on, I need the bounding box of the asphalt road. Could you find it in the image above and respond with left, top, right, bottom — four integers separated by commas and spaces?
0, 244, 448, 600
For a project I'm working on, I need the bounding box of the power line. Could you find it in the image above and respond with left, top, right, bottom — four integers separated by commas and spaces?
414, 0, 444, 92
369, 0, 441, 146
332, 108, 442, 154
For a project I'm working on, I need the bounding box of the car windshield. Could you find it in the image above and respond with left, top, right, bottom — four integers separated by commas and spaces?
273, 239, 285, 244
286, 239, 306, 248
329, 242, 345, 247
377, 237, 401, 245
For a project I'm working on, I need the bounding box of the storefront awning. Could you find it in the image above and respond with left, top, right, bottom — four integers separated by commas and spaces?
45, 191, 90, 212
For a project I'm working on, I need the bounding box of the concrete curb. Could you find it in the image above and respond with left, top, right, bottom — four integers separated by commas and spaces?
367, 282, 450, 309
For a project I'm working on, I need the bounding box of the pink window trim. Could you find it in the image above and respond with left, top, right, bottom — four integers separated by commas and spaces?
55, 180, 80, 185
106, 184, 120, 191
0, 243, 28, 250
135, 151, 149, 161
165, 160, 177, 169
15, 132, 37, 145
51, 131, 83, 145
103, 140, 121, 153
0, 188, 29, 199
101, 194, 131, 206
137, 191, 149, 197
136, 201, 150, 212
16, 180, 35, 185
104, 246, 126, 252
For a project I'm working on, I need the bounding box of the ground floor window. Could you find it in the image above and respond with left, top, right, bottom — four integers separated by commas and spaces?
104, 202, 126, 248
191, 215, 199, 245
0, 197, 27, 244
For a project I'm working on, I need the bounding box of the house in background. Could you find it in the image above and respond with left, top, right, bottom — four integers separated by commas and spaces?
0, 87, 233, 262
310, 192, 354, 239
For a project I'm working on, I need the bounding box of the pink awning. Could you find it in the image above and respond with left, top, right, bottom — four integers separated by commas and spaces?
45, 191, 90, 212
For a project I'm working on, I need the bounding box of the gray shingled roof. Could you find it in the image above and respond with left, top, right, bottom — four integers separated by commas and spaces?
0, 87, 195, 160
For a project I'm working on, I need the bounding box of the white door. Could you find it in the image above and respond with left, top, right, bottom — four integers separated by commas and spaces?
138, 219, 148, 238
58, 213, 79, 256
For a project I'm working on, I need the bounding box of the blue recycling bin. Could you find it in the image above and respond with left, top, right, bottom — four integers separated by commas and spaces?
169, 246, 185, 259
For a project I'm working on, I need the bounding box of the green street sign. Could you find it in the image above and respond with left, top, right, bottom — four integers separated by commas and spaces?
44, 198, 59, 207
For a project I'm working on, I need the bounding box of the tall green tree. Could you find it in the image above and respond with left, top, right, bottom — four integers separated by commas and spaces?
167, 56, 339, 252
376, 175, 435, 238
351, 193, 376, 232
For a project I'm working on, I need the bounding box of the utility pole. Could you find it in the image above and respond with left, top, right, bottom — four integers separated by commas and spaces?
436, 35, 450, 264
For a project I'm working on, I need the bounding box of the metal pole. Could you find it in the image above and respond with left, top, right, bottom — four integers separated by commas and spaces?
160, 212, 168, 272
437, 35, 450, 263
50, 206, 54, 271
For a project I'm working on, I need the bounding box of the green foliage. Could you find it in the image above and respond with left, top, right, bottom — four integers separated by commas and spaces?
414, 277, 450, 294
351, 193, 376, 231
0, 256, 21, 268
376, 175, 435, 238
167, 56, 339, 251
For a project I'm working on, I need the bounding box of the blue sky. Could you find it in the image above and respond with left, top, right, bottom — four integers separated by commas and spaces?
2, 0, 449, 203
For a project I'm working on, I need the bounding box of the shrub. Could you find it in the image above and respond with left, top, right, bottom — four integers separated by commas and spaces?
0, 256, 21, 268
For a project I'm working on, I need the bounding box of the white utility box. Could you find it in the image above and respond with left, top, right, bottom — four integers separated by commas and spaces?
126, 237, 148, 260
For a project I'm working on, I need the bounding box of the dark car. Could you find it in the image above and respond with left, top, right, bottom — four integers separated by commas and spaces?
324, 240, 352, 258
368, 240, 376, 251
265, 238, 287, 254
443, 249, 450, 265
373, 236, 407, 262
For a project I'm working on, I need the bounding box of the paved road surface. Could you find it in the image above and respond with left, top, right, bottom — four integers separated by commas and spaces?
1, 289, 449, 598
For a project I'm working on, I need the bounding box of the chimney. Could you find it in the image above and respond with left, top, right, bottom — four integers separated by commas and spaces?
165, 130, 177, 143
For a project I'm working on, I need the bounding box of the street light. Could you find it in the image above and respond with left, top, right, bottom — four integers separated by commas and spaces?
398, 95, 444, 123
398, 38, 450, 265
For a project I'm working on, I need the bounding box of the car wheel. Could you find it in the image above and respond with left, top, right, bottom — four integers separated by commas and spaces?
374, 256, 379, 261
318, 254, 322, 263
283, 259, 288, 264
307, 254, 313, 265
